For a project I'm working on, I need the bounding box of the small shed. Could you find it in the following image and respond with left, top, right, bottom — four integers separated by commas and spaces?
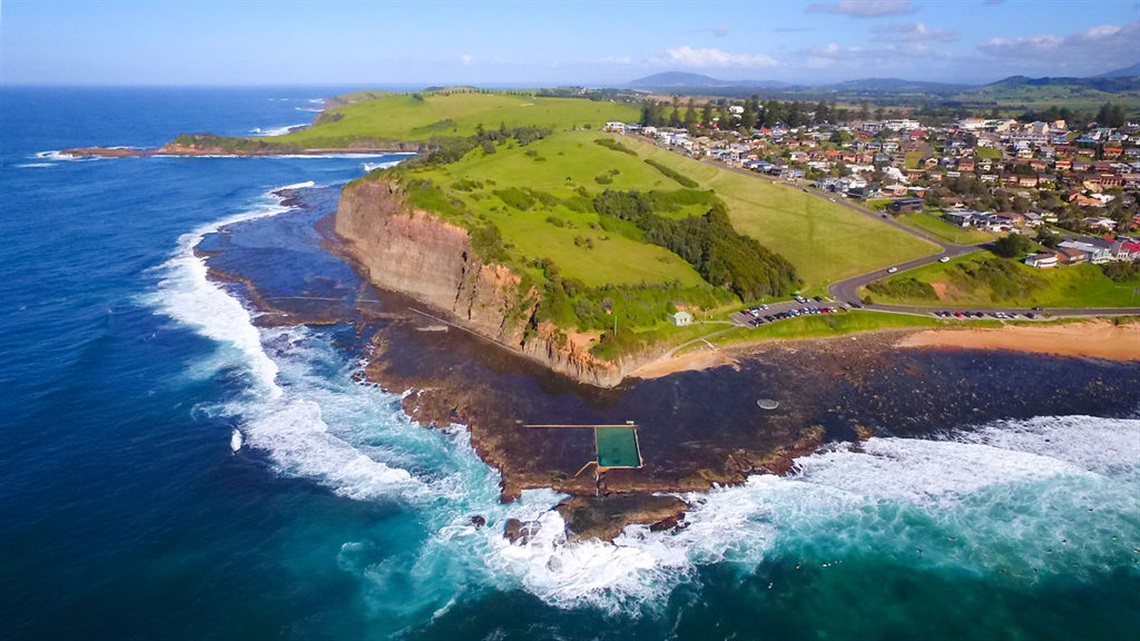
670, 311, 693, 327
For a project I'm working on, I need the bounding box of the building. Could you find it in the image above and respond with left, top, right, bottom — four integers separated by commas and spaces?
1024, 253, 1058, 269
888, 197, 925, 214
670, 311, 693, 327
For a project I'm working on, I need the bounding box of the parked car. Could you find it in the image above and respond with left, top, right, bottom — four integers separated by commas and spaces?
939, 256, 950, 263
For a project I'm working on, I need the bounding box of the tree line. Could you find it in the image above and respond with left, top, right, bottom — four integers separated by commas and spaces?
592, 189, 799, 301
639, 96, 848, 130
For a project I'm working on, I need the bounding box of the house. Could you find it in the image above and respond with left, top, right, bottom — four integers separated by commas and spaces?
1082, 217, 1117, 232
1059, 240, 1111, 264
670, 311, 693, 327
604, 121, 626, 134
1058, 247, 1087, 264
1024, 253, 1058, 269
993, 211, 1025, 227
888, 197, 925, 214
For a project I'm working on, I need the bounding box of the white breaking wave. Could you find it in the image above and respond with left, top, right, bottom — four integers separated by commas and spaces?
295, 107, 324, 113
32, 150, 102, 163
362, 160, 403, 173
477, 417, 1140, 613
250, 123, 308, 137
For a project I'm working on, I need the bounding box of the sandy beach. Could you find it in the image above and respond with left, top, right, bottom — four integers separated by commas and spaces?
628, 345, 738, 379
896, 320, 1140, 361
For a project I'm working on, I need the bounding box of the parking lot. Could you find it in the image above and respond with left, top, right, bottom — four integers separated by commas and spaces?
732, 295, 845, 328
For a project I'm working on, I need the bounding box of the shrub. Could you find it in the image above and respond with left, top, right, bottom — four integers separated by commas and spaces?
644, 159, 699, 188
593, 137, 638, 156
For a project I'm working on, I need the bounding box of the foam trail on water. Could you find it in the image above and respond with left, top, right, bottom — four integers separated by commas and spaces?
150, 182, 427, 500
149, 185, 315, 398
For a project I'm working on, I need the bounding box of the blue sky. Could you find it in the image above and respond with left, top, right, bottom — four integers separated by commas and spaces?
2, 1, 1138, 86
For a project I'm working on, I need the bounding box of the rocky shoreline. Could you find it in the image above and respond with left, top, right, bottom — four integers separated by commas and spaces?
200, 185, 1140, 542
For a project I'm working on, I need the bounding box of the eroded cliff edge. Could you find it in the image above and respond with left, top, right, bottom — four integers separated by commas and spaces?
334, 175, 645, 387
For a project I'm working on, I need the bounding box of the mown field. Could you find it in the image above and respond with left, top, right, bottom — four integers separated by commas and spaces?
409, 130, 710, 288
862, 254, 1140, 308
276, 92, 639, 147
610, 134, 941, 286
898, 212, 997, 245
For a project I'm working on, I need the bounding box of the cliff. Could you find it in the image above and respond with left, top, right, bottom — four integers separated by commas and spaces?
334, 176, 631, 387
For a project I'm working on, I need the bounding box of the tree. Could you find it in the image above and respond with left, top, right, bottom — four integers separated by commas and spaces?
1096, 101, 1125, 128
992, 233, 1032, 258
683, 99, 698, 127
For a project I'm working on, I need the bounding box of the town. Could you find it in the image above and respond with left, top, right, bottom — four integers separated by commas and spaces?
605, 98, 1140, 272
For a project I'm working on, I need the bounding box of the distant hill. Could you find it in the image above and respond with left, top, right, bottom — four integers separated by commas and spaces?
629, 72, 789, 90
1093, 62, 1140, 78
825, 78, 968, 94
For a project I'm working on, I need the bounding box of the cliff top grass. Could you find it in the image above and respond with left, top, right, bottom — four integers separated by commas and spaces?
275, 91, 640, 147
403, 129, 712, 289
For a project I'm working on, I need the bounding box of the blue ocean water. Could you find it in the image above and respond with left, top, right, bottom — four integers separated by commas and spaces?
1, 87, 1138, 640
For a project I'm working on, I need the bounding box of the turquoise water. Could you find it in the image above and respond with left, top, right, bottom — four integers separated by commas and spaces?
596, 427, 641, 468
1, 87, 1138, 640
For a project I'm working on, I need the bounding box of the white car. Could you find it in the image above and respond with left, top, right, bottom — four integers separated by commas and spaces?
940, 256, 950, 263
887, 267, 898, 273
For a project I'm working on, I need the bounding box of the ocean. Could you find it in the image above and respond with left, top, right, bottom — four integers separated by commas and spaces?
1, 87, 1137, 640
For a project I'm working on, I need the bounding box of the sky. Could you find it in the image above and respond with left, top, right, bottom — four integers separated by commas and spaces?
2, 0, 1139, 87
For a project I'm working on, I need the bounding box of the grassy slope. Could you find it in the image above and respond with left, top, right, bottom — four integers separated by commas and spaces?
277, 92, 639, 146
864, 254, 1140, 308
410, 130, 705, 288
613, 135, 941, 287
899, 212, 996, 245
707, 310, 943, 348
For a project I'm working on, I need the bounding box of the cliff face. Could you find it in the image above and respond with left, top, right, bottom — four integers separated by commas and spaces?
334, 177, 628, 387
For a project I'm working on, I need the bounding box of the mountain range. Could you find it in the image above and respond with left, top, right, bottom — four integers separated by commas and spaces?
628, 67, 1140, 97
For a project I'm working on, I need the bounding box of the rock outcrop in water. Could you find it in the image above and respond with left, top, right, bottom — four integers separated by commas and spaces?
334, 175, 633, 387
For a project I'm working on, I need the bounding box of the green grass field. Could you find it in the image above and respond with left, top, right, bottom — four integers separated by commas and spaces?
974, 147, 1002, 159
410, 130, 706, 287
899, 212, 997, 245
613, 136, 941, 287
276, 92, 639, 147
708, 310, 943, 347
864, 254, 1140, 308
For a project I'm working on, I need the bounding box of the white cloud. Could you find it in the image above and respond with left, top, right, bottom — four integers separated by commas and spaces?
872, 22, 959, 43
806, 0, 913, 18
977, 21, 1139, 66
459, 53, 473, 66
656, 45, 778, 68
598, 55, 633, 65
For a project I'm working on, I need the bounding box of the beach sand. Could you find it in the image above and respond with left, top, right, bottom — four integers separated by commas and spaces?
628, 345, 737, 380
896, 320, 1140, 361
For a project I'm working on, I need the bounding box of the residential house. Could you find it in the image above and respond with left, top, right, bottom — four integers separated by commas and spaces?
888, 197, 925, 213
1024, 253, 1058, 269
1059, 240, 1111, 264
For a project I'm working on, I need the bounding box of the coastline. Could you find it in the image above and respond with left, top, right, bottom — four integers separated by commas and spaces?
896, 320, 1140, 361
193, 185, 1140, 541
629, 318, 1140, 382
